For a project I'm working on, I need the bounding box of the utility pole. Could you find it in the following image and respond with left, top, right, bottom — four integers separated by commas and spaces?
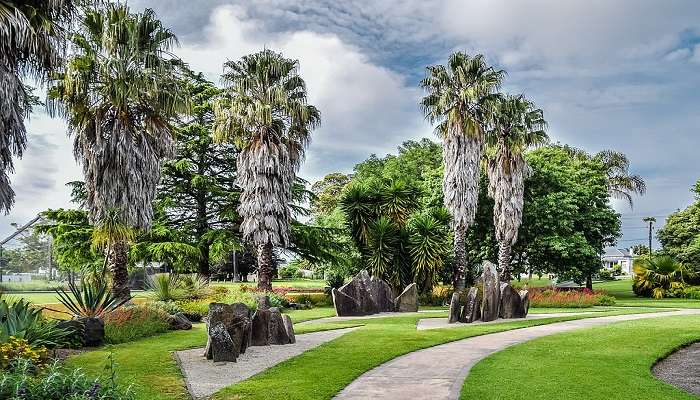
643, 217, 656, 255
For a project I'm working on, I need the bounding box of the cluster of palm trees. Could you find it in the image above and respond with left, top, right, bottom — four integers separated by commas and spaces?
420, 53, 548, 288
3, 2, 316, 296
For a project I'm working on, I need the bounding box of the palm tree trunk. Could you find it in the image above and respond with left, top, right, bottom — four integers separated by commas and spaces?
109, 240, 131, 300
498, 241, 512, 282
257, 241, 274, 291
453, 227, 467, 290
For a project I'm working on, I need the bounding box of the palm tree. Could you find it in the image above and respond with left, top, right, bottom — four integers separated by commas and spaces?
213, 50, 320, 291
633, 255, 696, 298
49, 4, 188, 299
486, 95, 547, 281
0, 0, 75, 212
594, 150, 646, 208
420, 52, 504, 289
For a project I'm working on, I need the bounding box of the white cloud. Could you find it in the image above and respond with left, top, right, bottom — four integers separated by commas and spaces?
178, 5, 429, 182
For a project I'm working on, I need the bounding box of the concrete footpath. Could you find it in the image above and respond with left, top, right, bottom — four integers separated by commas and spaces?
334, 309, 700, 400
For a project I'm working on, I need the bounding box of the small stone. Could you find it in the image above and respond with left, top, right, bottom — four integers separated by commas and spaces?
168, 313, 193, 330
499, 283, 523, 319
448, 292, 461, 323
395, 283, 418, 312
209, 323, 237, 362
460, 287, 481, 323
481, 261, 500, 322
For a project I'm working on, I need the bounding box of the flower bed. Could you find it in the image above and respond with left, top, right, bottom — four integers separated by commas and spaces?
104, 304, 171, 344
529, 287, 616, 308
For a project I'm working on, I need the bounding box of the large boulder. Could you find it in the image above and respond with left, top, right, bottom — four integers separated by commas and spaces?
209, 323, 237, 362
205, 303, 252, 360
460, 287, 481, 323
332, 270, 395, 316
282, 314, 296, 344
481, 261, 500, 322
395, 283, 418, 312
251, 307, 293, 346
499, 283, 523, 319
518, 290, 530, 318
448, 292, 461, 323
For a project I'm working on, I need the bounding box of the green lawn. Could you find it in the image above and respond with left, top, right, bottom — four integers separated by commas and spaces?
594, 279, 700, 308
66, 306, 667, 400
461, 315, 700, 399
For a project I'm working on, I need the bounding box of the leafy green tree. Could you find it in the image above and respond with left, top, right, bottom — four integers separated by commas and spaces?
657, 180, 700, 268
420, 52, 504, 289
513, 145, 621, 288
213, 49, 320, 291
486, 95, 548, 281
146, 71, 240, 276
3, 231, 51, 273
0, 0, 75, 212
35, 208, 101, 274
49, 4, 188, 299
310, 173, 352, 216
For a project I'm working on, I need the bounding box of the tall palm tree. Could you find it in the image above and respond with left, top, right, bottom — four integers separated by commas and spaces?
213, 50, 320, 291
420, 52, 504, 289
566, 147, 646, 208
0, 0, 75, 212
49, 4, 188, 299
486, 95, 547, 281
594, 150, 647, 208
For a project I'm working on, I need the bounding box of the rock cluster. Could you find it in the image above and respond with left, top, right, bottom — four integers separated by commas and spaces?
205, 296, 295, 363
331, 270, 420, 316
448, 261, 530, 325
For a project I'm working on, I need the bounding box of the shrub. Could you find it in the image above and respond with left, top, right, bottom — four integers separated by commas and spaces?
0, 299, 73, 348
150, 301, 181, 315
0, 337, 48, 370
278, 264, 301, 279
147, 274, 186, 302
529, 287, 615, 308
325, 272, 345, 291
287, 293, 331, 306
56, 281, 130, 318
175, 299, 209, 322
683, 286, 700, 299
104, 304, 170, 344
0, 357, 135, 400
598, 269, 615, 281
418, 285, 453, 306
179, 274, 210, 299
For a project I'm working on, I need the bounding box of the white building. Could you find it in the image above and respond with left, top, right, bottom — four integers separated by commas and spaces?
602, 248, 635, 275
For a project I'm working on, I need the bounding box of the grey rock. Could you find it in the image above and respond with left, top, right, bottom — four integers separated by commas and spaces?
499, 283, 523, 319
481, 261, 500, 322
518, 290, 530, 318
460, 287, 481, 323
168, 313, 193, 330
268, 307, 290, 345
251, 308, 271, 346
448, 292, 461, 323
282, 314, 296, 344
206, 303, 252, 360
209, 323, 237, 362
331, 270, 395, 316
395, 283, 418, 312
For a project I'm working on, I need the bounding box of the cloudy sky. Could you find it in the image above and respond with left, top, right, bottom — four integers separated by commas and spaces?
4, 0, 699, 248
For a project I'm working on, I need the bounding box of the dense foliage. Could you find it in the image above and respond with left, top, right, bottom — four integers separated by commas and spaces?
104, 305, 171, 344
657, 180, 700, 269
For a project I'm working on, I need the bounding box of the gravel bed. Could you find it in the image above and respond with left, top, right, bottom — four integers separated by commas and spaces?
652, 342, 700, 396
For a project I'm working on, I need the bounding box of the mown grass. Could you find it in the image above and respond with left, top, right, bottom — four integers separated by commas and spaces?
461, 315, 700, 400
211, 308, 665, 400
211, 279, 326, 290
594, 279, 700, 308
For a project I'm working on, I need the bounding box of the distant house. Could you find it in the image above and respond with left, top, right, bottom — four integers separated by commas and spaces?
602, 248, 635, 275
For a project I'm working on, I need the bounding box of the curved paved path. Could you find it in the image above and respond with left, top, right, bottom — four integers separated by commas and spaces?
334, 309, 700, 400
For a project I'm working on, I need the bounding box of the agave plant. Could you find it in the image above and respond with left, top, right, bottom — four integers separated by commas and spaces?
179, 274, 210, 299
0, 299, 72, 348
55, 282, 130, 319
633, 255, 696, 299
146, 273, 186, 302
